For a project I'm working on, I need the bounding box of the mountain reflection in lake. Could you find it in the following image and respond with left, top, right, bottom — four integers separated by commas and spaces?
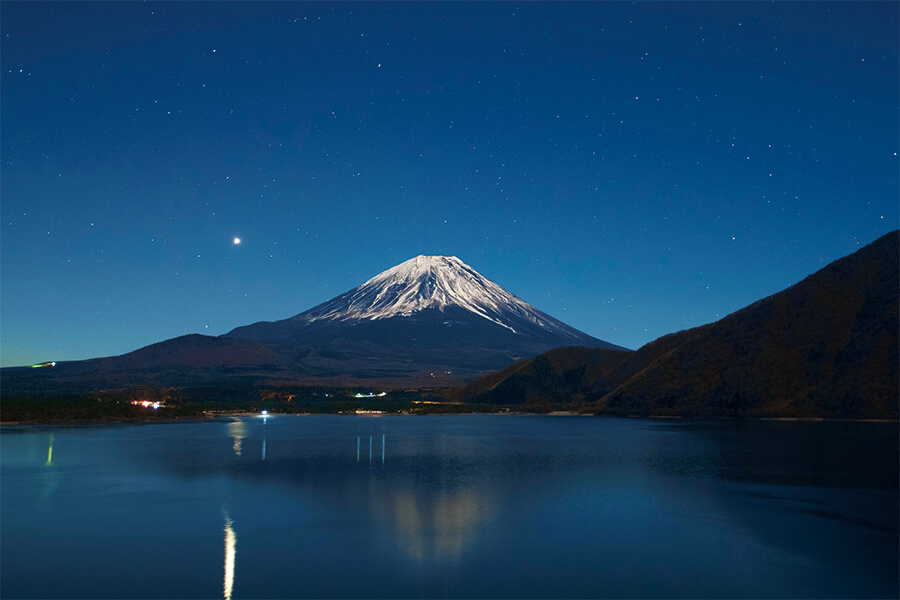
1, 415, 897, 599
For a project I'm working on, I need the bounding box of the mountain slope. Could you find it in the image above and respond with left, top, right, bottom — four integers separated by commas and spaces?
599, 230, 899, 418
225, 255, 623, 377
2, 335, 300, 392
460, 231, 899, 418
456, 346, 631, 406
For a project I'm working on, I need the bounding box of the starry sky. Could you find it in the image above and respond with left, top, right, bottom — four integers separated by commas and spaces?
2, 2, 897, 367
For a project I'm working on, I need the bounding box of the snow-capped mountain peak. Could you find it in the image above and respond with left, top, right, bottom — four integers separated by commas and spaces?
294, 255, 575, 337
222, 254, 625, 375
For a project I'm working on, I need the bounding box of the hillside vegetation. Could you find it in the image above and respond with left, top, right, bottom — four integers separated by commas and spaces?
459, 231, 899, 419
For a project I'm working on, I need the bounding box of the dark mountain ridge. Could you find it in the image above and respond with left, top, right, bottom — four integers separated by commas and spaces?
1, 334, 300, 393
461, 231, 899, 419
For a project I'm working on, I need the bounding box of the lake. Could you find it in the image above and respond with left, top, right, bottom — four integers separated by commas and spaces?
1, 415, 897, 599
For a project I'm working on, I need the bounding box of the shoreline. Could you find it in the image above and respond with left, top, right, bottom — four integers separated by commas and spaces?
3, 412, 897, 427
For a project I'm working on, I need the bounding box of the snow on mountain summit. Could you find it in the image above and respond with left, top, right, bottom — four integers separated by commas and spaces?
294, 255, 575, 336
223, 254, 625, 366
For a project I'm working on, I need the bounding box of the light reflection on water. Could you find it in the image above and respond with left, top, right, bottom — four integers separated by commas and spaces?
262, 416, 267, 461
228, 419, 246, 456
0, 416, 897, 599
356, 434, 386, 464
40, 434, 59, 507
45, 433, 53, 467
223, 512, 236, 600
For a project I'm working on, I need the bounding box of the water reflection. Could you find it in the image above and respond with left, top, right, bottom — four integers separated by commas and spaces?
262, 415, 267, 461
642, 420, 900, 489
223, 513, 236, 600
228, 420, 246, 457
379, 487, 495, 561
350, 434, 496, 561
40, 434, 59, 506
1, 417, 895, 599
355, 435, 387, 464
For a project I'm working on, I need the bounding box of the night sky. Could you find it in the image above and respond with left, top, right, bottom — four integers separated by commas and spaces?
2, 2, 897, 367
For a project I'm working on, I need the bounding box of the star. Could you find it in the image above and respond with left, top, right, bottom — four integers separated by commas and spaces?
233, 237, 241, 245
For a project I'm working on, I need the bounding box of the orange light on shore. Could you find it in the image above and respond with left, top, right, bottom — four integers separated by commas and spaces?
132, 400, 163, 410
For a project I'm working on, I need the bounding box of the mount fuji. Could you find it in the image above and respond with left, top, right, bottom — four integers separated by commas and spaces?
223, 255, 624, 379
2, 255, 623, 392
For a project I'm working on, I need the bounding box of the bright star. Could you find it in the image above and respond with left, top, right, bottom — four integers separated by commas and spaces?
233, 237, 241, 245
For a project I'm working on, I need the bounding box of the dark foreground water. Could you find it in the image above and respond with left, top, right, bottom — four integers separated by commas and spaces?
1, 415, 897, 599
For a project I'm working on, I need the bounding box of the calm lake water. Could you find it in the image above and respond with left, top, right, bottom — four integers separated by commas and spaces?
1, 415, 897, 599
